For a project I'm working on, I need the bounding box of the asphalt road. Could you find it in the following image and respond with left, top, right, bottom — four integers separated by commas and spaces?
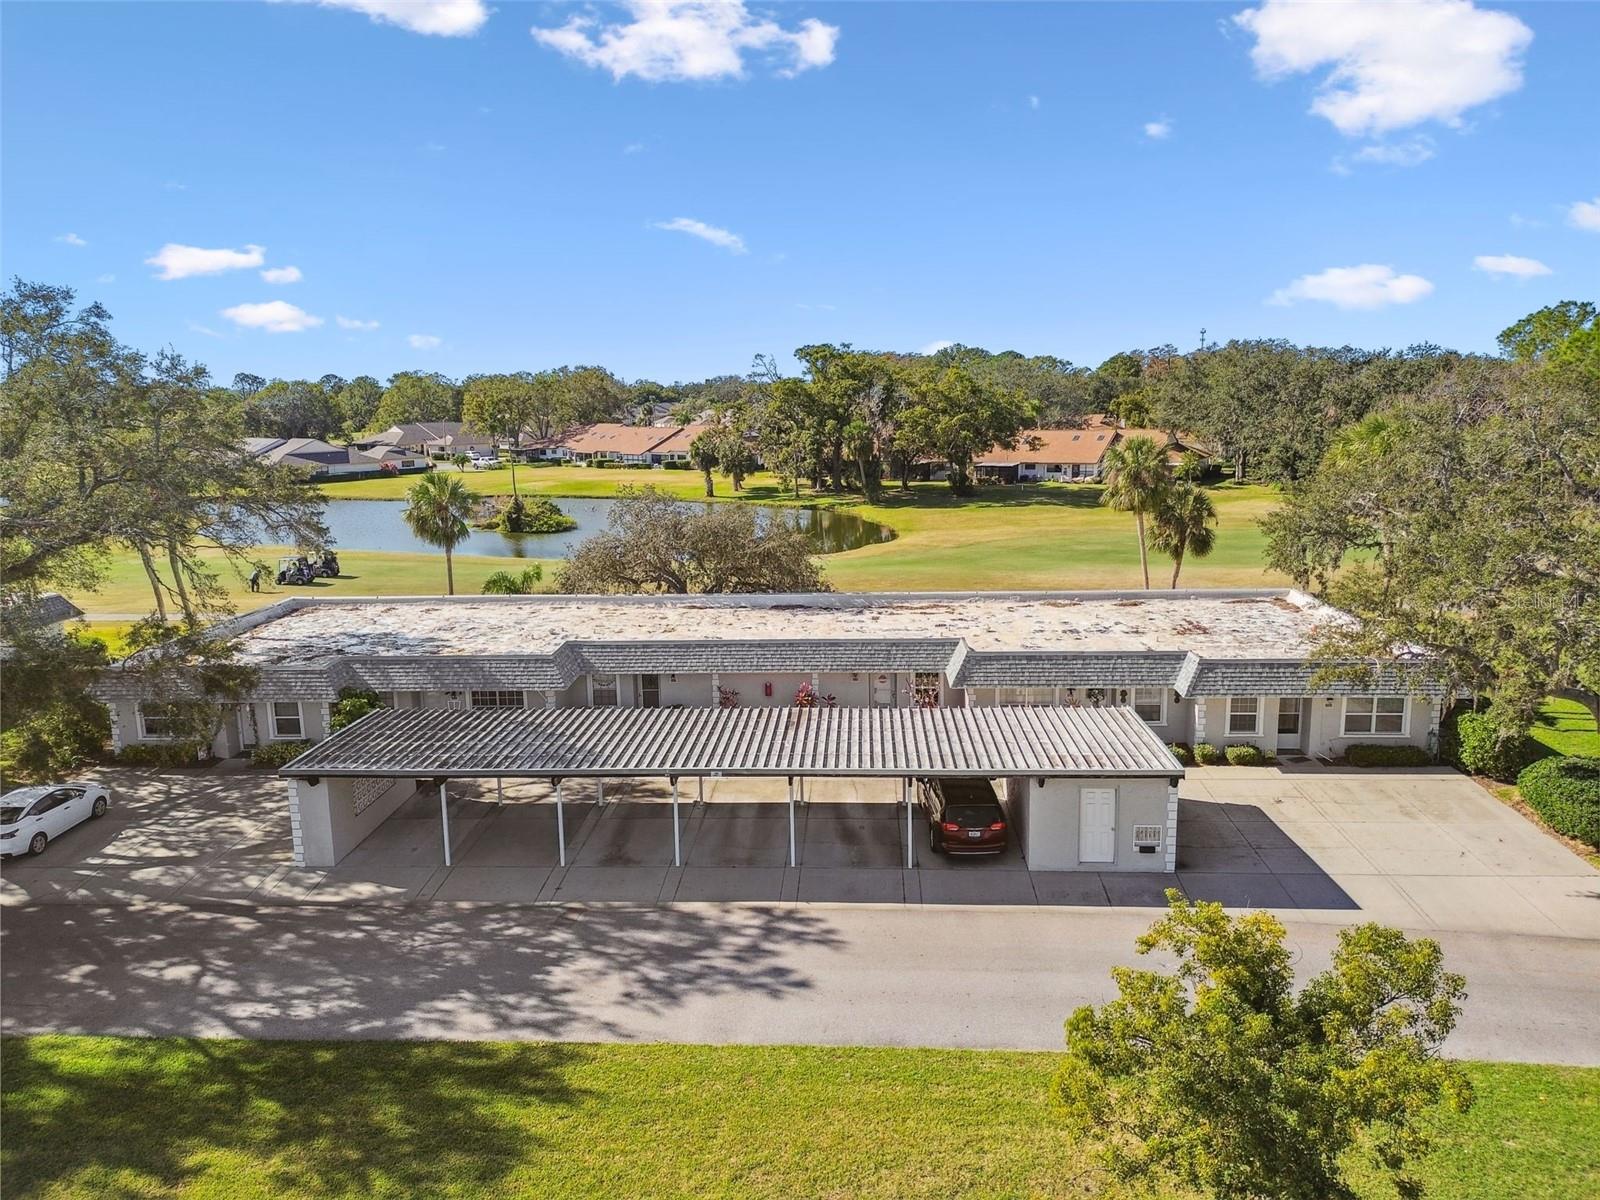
4, 901, 1598, 1065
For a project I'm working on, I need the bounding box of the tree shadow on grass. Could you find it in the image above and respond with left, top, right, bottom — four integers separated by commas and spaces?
2, 901, 844, 1195
2, 1034, 589, 1199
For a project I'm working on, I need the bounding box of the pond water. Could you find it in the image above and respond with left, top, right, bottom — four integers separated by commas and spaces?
319, 498, 894, 560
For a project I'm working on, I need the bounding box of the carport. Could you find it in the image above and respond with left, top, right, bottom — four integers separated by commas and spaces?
279, 705, 1184, 874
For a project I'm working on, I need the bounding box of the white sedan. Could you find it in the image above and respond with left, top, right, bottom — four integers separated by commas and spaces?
0, 782, 111, 858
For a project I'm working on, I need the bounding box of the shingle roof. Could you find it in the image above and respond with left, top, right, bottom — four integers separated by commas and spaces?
955, 651, 1189, 688
281, 703, 1186, 780
1183, 660, 1448, 698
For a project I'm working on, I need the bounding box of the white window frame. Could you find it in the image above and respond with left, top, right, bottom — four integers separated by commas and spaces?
589, 673, 619, 707
1226, 695, 1262, 737
270, 701, 304, 740
1133, 687, 1167, 726
469, 689, 526, 709
1341, 696, 1408, 738
137, 704, 174, 741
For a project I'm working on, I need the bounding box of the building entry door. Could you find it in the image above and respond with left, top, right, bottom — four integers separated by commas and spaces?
1276, 698, 1308, 751
871, 673, 894, 707
1079, 788, 1116, 863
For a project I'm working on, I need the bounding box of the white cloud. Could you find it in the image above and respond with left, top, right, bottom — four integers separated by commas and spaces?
260, 265, 303, 284
285, 0, 488, 37
623, 142, 646, 154
1353, 136, 1436, 167
1028, 95, 1041, 110
408, 333, 443, 349
336, 315, 381, 331
1569, 197, 1600, 232
56, 232, 88, 247
147, 243, 266, 280
1269, 264, 1434, 309
1143, 117, 1172, 140
919, 340, 956, 355
1473, 253, 1552, 279
532, 1, 839, 82
1234, 0, 1532, 136
653, 216, 747, 254
187, 322, 224, 338
220, 300, 324, 334
96, 273, 116, 284
1509, 212, 1545, 229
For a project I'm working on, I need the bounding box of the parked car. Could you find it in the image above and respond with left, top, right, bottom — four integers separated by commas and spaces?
0, 782, 111, 858
470, 451, 500, 469
915, 776, 1008, 855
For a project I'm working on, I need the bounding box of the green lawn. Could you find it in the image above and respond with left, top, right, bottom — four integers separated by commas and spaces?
3, 1037, 1595, 1199
320, 462, 790, 502
1531, 698, 1600, 758
61, 479, 1285, 617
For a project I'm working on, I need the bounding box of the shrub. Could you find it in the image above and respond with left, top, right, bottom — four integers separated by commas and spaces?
1194, 742, 1224, 766
114, 742, 209, 768
1442, 709, 1537, 781
330, 687, 381, 731
1168, 742, 1194, 766
1346, 743, 1434, 768
1516, 756, 1600, 847
497, 495, 576, 535
481, 565, 546, 595
1224, 743, 1267, 767
249, 739, 311, 769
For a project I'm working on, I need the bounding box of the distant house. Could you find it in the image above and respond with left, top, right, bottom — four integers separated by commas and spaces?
355, 422, 494, 457
641, 423, 711, 465
244, 437, 428, 479
3, 592, 84, 636
972, 425, 1209, 484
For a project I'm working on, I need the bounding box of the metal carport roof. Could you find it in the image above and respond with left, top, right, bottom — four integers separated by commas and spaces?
280, 704, 1185, 781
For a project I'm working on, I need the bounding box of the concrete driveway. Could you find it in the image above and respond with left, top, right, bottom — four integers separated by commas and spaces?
5, 766, 1596, 940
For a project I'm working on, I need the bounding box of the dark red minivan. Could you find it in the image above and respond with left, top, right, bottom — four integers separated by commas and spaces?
916, 777, 1008, 856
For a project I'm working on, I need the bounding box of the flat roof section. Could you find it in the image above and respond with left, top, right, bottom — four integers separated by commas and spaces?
232, 589, 1348, 665
280, 704, 1186, 781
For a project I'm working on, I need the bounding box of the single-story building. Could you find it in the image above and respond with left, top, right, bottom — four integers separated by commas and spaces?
1, 592, 84, 640
243, 437, 428, 479
354, 422, 495, 457
972, 426, 1210, 483
517, 422, 722, 466
94, 590, 1444, 873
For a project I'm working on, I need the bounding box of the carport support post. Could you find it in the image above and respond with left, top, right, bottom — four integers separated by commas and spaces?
555, 778, 566, 868
904, 777, 913, 870
496, 777, 503, 807
787, 776, 797, 867
439, 781, 452, 867
671, 776, 681, 867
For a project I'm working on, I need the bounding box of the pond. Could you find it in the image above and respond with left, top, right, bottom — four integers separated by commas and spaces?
317, 498, 894, 560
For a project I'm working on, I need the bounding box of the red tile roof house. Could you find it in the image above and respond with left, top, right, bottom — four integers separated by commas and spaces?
972, 426, 1210, 484
524, 423, 713, 465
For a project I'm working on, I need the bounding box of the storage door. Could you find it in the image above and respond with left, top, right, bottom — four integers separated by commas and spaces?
1079, 788, 1116, 864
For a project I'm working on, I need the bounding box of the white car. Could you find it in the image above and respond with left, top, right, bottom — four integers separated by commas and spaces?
0, 782, 111, 858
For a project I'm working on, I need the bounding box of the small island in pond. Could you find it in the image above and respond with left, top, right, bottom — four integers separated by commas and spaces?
471, 494, 578, 535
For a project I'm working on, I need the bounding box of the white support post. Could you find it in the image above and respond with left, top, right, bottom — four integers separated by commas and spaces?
496, 777, 504, 807
904, 777, 914, 870
1165, 781, 1180, 874
697, 776, 705, 804
798, 776, 805, 806
787, 777, 798, 867
671, 777, 681, 867
597, 779, 606, 807
555, 778, 567, 867
439, 781, 452, 867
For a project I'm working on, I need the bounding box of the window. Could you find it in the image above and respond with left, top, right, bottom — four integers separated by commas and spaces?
1343, 696, 1406, 737
997, 686, 1055, 706
271, 702, 304, 739
1133, 687, 1166, 725
1227, 696, 1261, 736
639, 674, 661, 708
590, 674, 618, 707
470, 689, 525, 709
912, 671, 942, 707
137, 705, 173, 740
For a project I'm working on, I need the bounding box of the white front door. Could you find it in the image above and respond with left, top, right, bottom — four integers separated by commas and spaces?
871, 673, 894, 707
1079, 788, 1116, 864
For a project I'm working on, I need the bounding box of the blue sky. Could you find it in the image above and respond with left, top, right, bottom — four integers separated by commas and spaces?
4, 1, 1596, 385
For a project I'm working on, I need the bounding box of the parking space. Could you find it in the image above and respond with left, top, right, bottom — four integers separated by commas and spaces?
4, 765, 1597, 938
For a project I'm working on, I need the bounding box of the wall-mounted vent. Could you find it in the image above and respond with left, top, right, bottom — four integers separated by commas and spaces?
1133, 824, 1163, 848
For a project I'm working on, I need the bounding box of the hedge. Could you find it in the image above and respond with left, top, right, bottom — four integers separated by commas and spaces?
1441, 708, 1537, 781
1346, 744, 1434, 768
1515, 756, 1600, 847
1224, 744, 1270, 767
1168, 743, 1194, 766
1194, 742, 1224, 765
113, 742, 209, 768
249, 740, 311, 769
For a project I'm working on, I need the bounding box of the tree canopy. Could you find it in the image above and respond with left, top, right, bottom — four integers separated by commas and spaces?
557, 486, 825, 595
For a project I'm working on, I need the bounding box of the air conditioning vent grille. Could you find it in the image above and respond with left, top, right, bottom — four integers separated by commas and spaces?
1133, 824, 1163, 846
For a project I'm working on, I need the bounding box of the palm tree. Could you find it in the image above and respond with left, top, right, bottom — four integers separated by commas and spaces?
1149, 482, 1218, 589
1099, 434, 1173, 589
403, 471, 477, 595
